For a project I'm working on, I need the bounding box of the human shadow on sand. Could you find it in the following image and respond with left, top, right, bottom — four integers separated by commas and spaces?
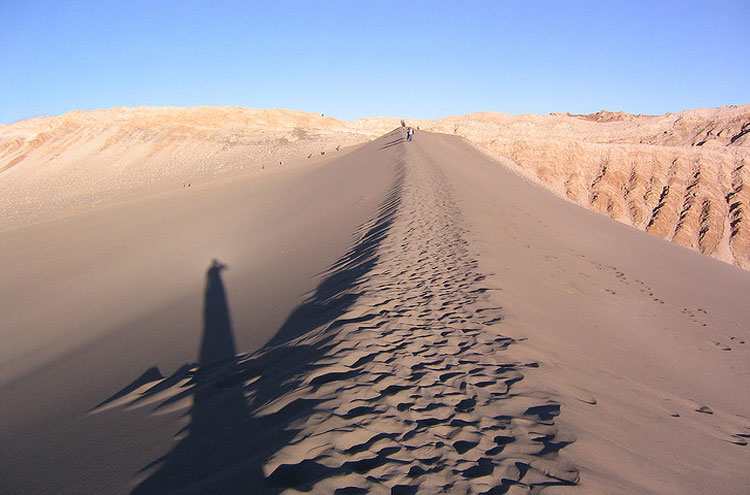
94, 165, 405, 493
127, 260, 266, 493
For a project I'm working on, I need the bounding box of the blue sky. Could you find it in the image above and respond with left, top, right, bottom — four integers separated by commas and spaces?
1, 0, 748, 123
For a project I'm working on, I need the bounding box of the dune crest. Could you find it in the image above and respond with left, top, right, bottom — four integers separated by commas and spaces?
1, 127, 748, 494
93, 132, 577, 493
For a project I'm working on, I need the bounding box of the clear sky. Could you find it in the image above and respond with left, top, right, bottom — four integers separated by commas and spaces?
1, 0, 748, 123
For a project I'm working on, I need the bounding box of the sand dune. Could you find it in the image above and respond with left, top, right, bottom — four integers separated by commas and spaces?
3, 105, 749, 270
1, 126, 748, 494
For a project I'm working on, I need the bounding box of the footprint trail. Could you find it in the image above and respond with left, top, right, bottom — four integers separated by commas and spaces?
96, 130, 578, 494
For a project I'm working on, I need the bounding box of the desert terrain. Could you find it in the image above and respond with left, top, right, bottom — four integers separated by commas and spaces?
1, 108, 749, 494
3, 105, 749, 270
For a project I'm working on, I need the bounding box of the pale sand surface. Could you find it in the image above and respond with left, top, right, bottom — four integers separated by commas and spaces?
1, 128, 748, 494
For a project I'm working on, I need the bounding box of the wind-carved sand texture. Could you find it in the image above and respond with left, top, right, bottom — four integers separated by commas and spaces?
92, 130, 577, 494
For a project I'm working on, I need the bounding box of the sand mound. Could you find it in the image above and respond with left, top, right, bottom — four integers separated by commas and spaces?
2, 128, 747, 494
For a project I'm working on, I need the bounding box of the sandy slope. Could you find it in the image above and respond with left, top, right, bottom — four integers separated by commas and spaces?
0, 137, 397, 492
1, 129, 748, 494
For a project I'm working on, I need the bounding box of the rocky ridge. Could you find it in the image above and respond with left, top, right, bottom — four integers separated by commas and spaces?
418, 105, 750, 269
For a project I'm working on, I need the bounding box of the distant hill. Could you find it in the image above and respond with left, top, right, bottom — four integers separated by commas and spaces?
417, 105, 750, 270
2, 104, 749, 269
